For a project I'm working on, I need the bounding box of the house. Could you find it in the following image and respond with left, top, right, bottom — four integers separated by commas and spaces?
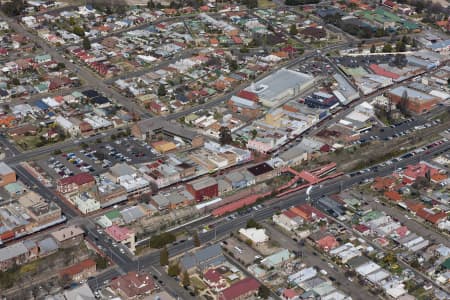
282, 288, 300, 300
203, 268, 227, 292
185, 177, 218, 202
219, 277, 260, 300
384, 190, 403, 202
261, 249, 295, 269
110, 271, 157, 300
57, 172, 95, 194
238, 228, 269, 245
59, 259, 96, 282
316, 235, 339, 252
0, 163, 16, 187
273, 210, 303, 232
50, 226, 84, 249
290, 204, 326, 222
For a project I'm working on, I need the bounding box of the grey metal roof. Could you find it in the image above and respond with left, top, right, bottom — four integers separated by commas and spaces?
0, 242, 28, 262
246, 69, 313, 102
38, 237, 59, 254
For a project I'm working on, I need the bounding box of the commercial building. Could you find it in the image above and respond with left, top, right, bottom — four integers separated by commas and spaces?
387, 86, 439, 114
57, 172, 95, 194
185, 177, 218, 202
59, 259, 96, 282
105, 225, 135, 252
0, 163, 16, 187
238, 228, 269, 245
245, 69, 315, 107
51, 226, 84, 248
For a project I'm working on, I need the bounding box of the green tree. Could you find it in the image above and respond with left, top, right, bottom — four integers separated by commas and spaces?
160, 246, 169, 266
246, 218, 261, 229
95, 255, 109, 269
182, 270, 190, 287
289, 24, 298, 35
157, 84, 167, 97
258, 285, 271, 299
370, 44, 376, 53
382, 43, 393, 53
193, 231, 201, 247
168, 263, 180, 277
72, 25, 85, 37
395, 40, 406, 52
219, 126, 232, 145
228, 59, 238, 71
1, 0, 25, 16
147, 0, 155, 8
150, 232, 176, 248
83, 37, 91, 50
250, 129, 258, 139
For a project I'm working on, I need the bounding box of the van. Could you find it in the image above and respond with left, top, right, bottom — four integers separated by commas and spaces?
320, 269, 328, 275
234, 246, 243, 253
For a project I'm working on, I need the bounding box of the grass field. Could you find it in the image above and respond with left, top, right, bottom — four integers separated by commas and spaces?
258, 0, 276, 8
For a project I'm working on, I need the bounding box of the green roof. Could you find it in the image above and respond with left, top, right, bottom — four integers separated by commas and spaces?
442, 257, 450, 269
105, 210, 121, 220
361, 210, 384, 223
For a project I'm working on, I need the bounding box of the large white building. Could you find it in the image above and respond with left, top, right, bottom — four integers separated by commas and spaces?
246, 69, 315, 107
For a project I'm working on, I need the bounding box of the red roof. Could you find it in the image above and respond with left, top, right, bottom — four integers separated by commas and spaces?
236, 90, 259, 102
354, 224, 370, 233
204, 268, 223, 283
283, 210, 298, 219
59, 259, 95, 277
369, 64, 400, 79
316, 235, 339, 251
110, 272, 156, 298
59, 172, 95, 186
415, 209, 447, 224
384, 190, 402, 202
219, 277, 260, 300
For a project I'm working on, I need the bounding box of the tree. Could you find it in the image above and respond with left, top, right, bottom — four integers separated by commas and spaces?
160, 246, 169, 266
168, 263, 180, 277
157, 84, 167, 97
219, 126, 232, 145
193, 231, 201, 247
382, 43, 393, 53
182, 270, 190, 287
95, 255, 109, 269
398, 90, 409, 116
370, 44, 376, 53
150, 232, 176, 248
447, 77, 450, 86
246, 218, 261, 229
395, 40, 406, 52
83, 37, 91, 50
1, 0, 25, 16
258, 285, 271, 299
228, 59, 238, 71
147, 0, 155, 8
72, 25, 85, 37
289, 24, 298, 35
250, 129, 258, 139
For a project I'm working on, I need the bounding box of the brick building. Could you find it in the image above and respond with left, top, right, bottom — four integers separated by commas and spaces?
387, 86, 439, 114
185, 177, 218, 202
57, 172, 96, 194
59, 259, 96, 282
0, 162, 16, 187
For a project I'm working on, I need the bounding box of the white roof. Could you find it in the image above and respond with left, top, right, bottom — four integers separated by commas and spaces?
239, 228, 268, 244
356, 261, 381, 276
56, 115, 75, 130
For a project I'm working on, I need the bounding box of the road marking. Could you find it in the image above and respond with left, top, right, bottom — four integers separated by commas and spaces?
151, 266, 161, 276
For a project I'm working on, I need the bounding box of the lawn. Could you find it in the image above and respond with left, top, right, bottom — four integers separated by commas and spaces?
191, 276, 207, 291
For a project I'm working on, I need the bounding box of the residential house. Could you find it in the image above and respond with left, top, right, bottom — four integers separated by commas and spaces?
219, 277, 260, 300
110, 271, 157, 300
